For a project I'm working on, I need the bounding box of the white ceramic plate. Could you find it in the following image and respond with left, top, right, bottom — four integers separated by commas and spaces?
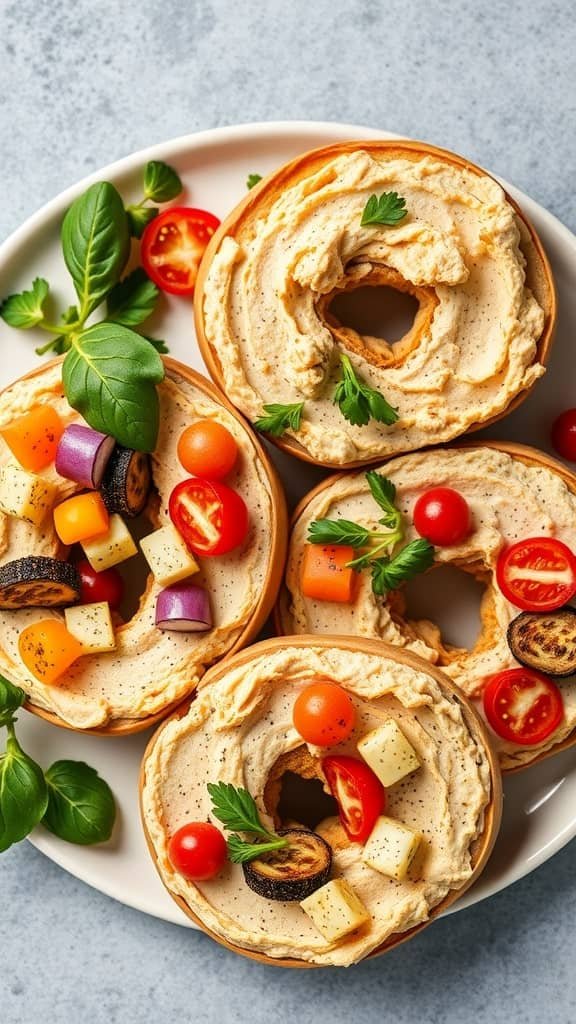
1, 121, 576, 929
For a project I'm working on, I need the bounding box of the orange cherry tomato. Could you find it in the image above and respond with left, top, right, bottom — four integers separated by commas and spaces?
293, 679, 356, 747
53, 493, 109, 546
18, 619, 83, 684
1, 406, 64, 472
177, 421, 238, 480
301, 544, 356, 603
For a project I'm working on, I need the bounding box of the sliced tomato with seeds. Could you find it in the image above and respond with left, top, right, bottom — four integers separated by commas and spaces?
482, 667, 564, 746
496, 537, 576, 612
322, 755, 386, 844
141, 207, 220, 296
169, 477, 249, 556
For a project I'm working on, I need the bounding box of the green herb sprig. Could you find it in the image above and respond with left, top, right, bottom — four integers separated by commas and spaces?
0, 676, 115, 852
333, 353, 398, 428
208, 781, 288, 864
246, 173, 263, 190
361, 191, 407, 227
254, 401, 304, 437
126, 160, 183, 237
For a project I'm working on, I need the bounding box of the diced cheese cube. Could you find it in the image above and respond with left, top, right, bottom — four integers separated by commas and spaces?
140, 525, 199, 587
357, 719, 420, 788
362, 816, 422, 881
65, 601, 116, 653
300, 878, 370, 942
81, 513, 137, 571
0, 464, 57, 526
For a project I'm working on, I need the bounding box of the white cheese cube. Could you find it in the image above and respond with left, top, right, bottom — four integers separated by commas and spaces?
362, 816, 422, 881
65, 601, 116, 653
300, 879, 370, 942
0, 464, 57, 526
140, 524, 199, 587
81, 513, 137, 571
357, 719, 420, 788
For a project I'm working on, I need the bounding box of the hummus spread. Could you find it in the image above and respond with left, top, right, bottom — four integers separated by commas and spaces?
281, 447, 576, 769
202, 150, 545, 464
0, 363, 274, 728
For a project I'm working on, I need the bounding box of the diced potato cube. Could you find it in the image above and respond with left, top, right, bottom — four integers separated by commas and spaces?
357, 719, 420, 788
140, 525, 199, 587
300, 878, 370, 942
64, 601, 116, 654
81, 513, 137, 571
362, 816, 422, 881
0, 464, 57, 526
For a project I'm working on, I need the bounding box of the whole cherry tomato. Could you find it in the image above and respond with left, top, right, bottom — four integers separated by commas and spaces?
168, 822, 227, 881
177, 421, 238, 480
293, 680, 356, 747
76, 559, 124, 610
413, 487, 471, 546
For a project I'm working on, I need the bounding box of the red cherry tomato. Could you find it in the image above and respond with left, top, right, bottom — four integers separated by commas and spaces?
322, 755, 386, 843
168, 822, 227, 881
177, 421, 238, 480
76, 559, 124, 610
483, 667, 564, 746
293, 680, 356, 747
141, 207, 220, 296
496, 537, 576, 612
413, 487, 471, 546
169, 477, 249, 556
551, 409, 576, 462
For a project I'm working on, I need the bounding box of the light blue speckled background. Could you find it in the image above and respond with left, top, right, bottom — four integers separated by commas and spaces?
1, 1, 576, 1021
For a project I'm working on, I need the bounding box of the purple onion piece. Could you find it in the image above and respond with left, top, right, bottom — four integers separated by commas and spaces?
55, 424, 116, 489
155, 584, 212, 632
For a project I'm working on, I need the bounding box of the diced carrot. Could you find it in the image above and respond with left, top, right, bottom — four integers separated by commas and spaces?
53, 492, 109, 545
301, 544, 357, 603
18, 619, 84, 685
1, 406, 64, 472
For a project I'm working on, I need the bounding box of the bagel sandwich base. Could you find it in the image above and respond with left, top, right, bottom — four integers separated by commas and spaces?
193, 138, 556, 470
139, 634, 502, 967
0, 357, 288, 736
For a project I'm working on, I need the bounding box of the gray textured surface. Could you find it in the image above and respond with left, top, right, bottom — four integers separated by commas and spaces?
1, 0, 576, 1021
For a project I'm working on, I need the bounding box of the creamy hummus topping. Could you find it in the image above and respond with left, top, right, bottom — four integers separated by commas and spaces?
141, 644, 491, 966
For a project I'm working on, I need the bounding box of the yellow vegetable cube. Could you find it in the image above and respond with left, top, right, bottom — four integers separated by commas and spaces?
140, 525, 199, 587
362, 816, 422, 881
0, 464, 57, 526
300, 879, 370, 942
357, 719, 420, 788
81, 513, 137, 571
64, 601, 116, 654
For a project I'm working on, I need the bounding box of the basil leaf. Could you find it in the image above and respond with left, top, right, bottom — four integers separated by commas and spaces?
107, 268, 159, 327
0, 729, 48, 852
61, 182, 130, 319
0, 277, 49, 329
0, 675, 26, 728
62, 322, 165, 452
126, 204, 158, 239
43, 760, 115, 845
143, 161, 182, 203
143, 335, 169, 353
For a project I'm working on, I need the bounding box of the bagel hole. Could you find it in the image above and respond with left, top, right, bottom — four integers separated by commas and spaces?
403, 564, 485, 650
276, 771, 339, 830
329, 285, 419, 343
115, 512, 154, 622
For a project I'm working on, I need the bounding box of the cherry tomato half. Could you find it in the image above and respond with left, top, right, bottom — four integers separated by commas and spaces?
483, 667, 564, 746
323, 755, 386, 843
141, 207, 220, 296
293, 680, 356, 747
413, 487, 471, 546
168, 822, 227, 881
76, 559, 124, 611
551, 409, 576, 462
177, 421, 238, 480
496, 537, 576, 612
169, 477, 249, 556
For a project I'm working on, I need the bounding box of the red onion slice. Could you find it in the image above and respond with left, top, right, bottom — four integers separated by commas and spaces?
155, 583, 212, 632
56, 425, 116, 489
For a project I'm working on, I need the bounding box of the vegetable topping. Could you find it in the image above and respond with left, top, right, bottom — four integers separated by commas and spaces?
53, 492, 109, 546
55, 424, 115, 489
301, 544, 357, 603
18, 620, 84, 684
0, 557, 81, 610
0, 406, 64, 472
322, 755, 386, 844
141, 207, 220, 296
177, 421, 238, 479
413, 486, 471, 546
168, 822, 227, 881
482, 667, 564, 746
169, 477, 249, 557
507, 607, 576, 677
101, 445, 151, 518
242, 828, 332, 902
155, 583, 212, 632
293, 680, 356, 747
496, 537, 576, 612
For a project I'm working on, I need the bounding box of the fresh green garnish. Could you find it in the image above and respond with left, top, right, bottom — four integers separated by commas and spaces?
246, 173, 263, 190
126, 160, 183, 237
61, 181, 130, 320
254, 401, 304, 437
0, 675, 116, 852
308, 470, 434, 596
0, 278, 50, 330
106, 267, 160, 327
333, 353, 398, 428
208, 781, 288, 864
360, 191, 407, 227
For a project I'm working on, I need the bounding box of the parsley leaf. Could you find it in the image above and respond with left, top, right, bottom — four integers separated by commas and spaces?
370, 539, 435, 596
246, 173, 262, 190
333, 354, 398, 428
365, 471, 399, 528
308, 519, 372, 548
254, 402, 304, 437
361, 191, 407, 227
0, 278, 50, 329
208, 781, 288, 864
227, 834, 288, 864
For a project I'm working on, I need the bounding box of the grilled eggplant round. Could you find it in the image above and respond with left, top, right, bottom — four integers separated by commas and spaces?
242, 828, 332, 901
101, 446, 151, 518
0, 557, 81, 609
507, 607, 576, 677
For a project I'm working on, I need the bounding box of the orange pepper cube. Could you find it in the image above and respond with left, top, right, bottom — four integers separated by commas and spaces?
18, 619, 84, 685
53, 492, 109, 545
0, 406, 64, 472
301, 543, 357, 603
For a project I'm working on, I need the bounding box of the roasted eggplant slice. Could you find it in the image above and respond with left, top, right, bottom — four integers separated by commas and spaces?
507, 607, 576, 677
101, 446, 151, 518
0, 557, 81, 609
242, 828, 332, 901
